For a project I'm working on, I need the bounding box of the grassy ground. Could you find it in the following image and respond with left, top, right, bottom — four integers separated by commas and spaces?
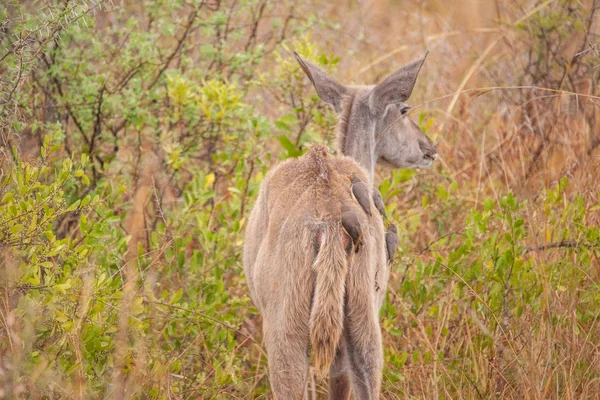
1, 0, 600, 398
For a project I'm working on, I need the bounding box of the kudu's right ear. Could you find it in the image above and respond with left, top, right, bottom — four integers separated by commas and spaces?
369, 51, 428, 115
294, 52, 346, 113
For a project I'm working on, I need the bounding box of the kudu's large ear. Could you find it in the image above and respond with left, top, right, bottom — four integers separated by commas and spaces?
294, 51, 346, 113
369, 51, 428, 115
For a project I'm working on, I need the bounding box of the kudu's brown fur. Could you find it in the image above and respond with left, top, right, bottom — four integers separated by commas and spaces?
243, 52, 436, 399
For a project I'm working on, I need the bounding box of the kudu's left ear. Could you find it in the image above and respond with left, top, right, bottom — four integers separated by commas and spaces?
294, 51, 347, 113
369, 51, 429, 115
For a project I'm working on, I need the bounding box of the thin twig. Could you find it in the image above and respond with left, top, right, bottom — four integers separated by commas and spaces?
523, 240, 586, 254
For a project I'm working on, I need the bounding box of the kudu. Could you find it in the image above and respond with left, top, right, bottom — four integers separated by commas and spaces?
243, 52, 436, 399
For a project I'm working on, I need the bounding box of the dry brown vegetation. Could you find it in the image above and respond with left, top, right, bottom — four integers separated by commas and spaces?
1, 0, 600, 398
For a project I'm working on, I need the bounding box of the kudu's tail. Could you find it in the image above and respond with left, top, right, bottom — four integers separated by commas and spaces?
309, 221, 349, 374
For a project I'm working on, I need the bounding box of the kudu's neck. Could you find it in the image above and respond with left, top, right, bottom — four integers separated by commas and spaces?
336, 95, 376, 186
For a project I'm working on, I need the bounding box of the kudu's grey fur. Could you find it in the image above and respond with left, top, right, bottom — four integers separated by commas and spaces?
243, 52, 436, 399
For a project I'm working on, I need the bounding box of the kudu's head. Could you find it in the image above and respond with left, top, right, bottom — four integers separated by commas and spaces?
294, 52, 436, 184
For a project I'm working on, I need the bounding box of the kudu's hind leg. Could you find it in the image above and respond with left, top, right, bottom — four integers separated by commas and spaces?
328, 319, 383, 399
344, 290, 383, 398
264, 316, 310, 400
328, 336, 352, 400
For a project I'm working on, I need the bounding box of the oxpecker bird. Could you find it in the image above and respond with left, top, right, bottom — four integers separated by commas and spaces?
341, 205, 362, 253
348, 173, 372, 217
385, 224, 398, 262
372, 188, 387, 219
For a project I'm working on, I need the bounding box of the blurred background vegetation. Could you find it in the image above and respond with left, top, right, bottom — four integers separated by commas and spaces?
1, 0, 599, 398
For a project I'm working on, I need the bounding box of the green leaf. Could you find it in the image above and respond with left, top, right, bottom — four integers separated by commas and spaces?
81, 195, 91, 207
131, 297, 144, 315
278, 135, 301, 158
66, 199, 81, 212
275, 120, 291, 132
1, 192, 14, 204
169, 289, 183, 304
279, 113, 298, 126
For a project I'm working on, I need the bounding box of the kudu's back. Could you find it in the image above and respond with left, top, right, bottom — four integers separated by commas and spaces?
243, 145, 387, 398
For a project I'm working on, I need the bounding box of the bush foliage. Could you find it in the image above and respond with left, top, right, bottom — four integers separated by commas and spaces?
1, 0, 599, 398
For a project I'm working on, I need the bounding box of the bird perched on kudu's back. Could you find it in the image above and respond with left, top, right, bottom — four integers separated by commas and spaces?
372, 188, 387, 219
348, 173, 372, 217
341, 204, 362, 254
385, 224, 398, 263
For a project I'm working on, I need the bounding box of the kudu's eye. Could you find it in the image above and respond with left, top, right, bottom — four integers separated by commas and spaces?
400, 106, 410, 116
